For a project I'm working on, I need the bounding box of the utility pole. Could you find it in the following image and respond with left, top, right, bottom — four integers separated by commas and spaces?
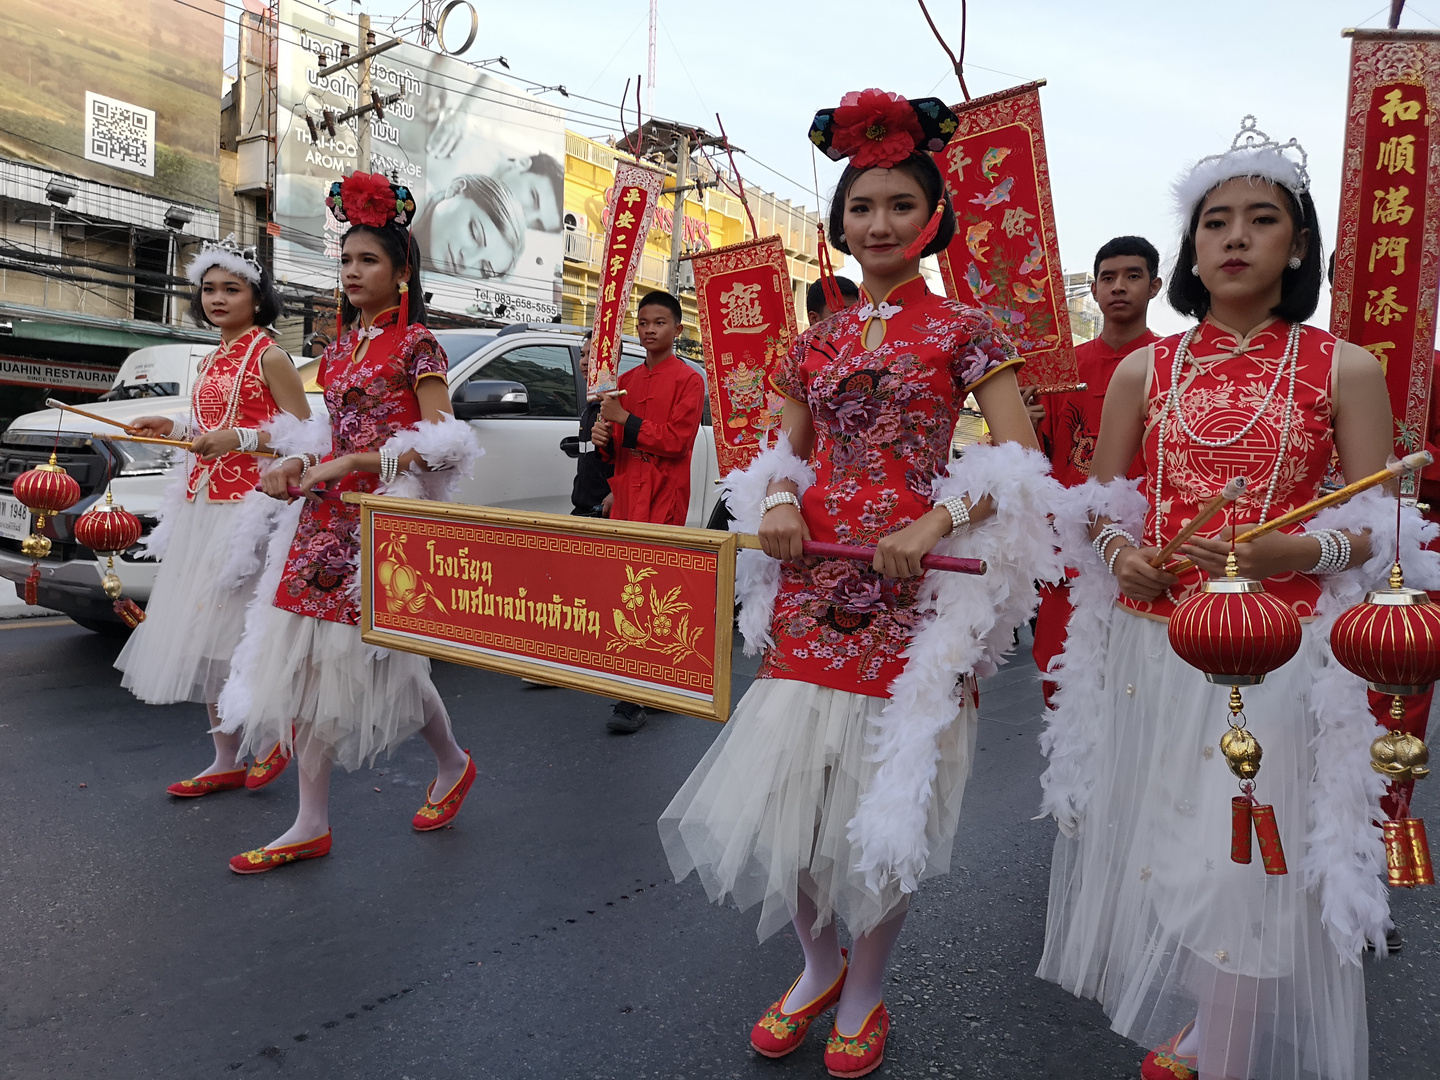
357, 13, 372, 171
666, 130, 689, 293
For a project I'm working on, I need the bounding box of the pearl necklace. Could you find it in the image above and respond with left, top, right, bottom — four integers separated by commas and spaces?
192, 328, 263, 435
1152, 321, 1301, 547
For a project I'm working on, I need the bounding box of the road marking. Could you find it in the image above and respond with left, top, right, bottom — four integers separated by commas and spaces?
0, 616, 74, 631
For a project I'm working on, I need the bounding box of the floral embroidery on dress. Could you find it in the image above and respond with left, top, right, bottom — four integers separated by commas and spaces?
759, 276, 1021, 696
273, 310, 448, 625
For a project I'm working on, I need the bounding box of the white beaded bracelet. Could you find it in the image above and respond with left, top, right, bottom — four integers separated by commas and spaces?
235, 427, 260, 453
1306, 528, 1352, 575
379, 448, 399, 486
1092, 524, 1136, 563
1107, 541, 1129, 575
761, 491, 801, 515
938, 496, 971, 534
170, 418, 192, 441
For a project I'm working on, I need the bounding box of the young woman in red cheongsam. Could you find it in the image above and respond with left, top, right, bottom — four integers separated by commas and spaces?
1038, 119, 1402, 1080
662, 91, 1059, 1077
117, 240, 310, 797
218, 174, 481, 874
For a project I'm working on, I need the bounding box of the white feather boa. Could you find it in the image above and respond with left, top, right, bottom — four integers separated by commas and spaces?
727, 440, 1064, 894
263, 411, 332, 461
722, 434, 815, 655
379, 415, 484, 502
1036, 481, 1440, 960
1036, 477, 1148, 835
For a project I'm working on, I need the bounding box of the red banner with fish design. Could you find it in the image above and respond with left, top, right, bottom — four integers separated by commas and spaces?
931, 83, 1078, 392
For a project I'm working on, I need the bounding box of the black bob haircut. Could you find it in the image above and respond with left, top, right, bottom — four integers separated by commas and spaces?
806, 275, 860, 316
637, 289, 682, 322
1167, 180, 1322, 324
189, 260, 284, 328
1093, 235, 1160, 280
828, 151, 956, 261
339, 225, 429, 328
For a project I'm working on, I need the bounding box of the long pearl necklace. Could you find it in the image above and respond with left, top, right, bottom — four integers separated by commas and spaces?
192, 327, 262, 434
1152, 321, 1301, 547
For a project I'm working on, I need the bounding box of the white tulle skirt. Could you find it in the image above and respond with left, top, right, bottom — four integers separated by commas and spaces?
1038, 609, 1367, 1080
217, 604, 434, 774
115, 490, 257, 705
659, 676, 977, 942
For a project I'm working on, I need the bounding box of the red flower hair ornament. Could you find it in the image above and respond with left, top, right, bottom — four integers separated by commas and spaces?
326, 171, 417, 230
809, 90, 959, 169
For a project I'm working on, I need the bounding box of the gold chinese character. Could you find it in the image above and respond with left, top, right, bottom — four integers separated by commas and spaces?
1362, 341, 1398, 374
945, 142, 972, 180
1372, 186, 1415, 226
622, 187, 643, 207
597, 338, 611, 358
1364, 286, 1409, 326
1379, 88, 1422, 127
607, 254, 625, 275
615, 210, 636, 229
717, 281, 769, 336
1376, 135, 1417, 176
1369, 236, 1410, 276
1000, 207, 1035, 239
603, 281, 617, 303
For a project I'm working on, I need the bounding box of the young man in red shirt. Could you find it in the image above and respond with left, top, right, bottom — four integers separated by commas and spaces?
592, 289, 705, 732
1031, 236, 1163, 704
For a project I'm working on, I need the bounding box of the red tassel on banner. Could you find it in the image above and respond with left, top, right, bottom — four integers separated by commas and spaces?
815, 224, 847, 315
1251, 803, 1288, 876
901, 199, 945, 261
398, 278, 410, 328
23, 564, 38, 606
1231, 796, 1253, 864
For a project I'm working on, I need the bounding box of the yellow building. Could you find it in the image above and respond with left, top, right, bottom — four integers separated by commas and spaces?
561, 128, 833, 349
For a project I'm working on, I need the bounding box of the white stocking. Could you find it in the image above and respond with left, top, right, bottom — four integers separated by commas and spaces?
834, 900, 908, 1035
417, 682, 468, 793
265, 724, 332, 848
1196, 970, 1259, 1080
203, 701, 244, 775
780, 873, 845, 1010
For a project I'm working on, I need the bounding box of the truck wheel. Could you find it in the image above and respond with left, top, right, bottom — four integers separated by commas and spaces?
69, 615, 133, 637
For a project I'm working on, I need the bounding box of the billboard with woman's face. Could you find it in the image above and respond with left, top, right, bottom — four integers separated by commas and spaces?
273, 0, 564, 321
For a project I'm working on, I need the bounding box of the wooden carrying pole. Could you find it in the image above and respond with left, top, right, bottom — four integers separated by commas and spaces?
1168, 452, 1431, 574
734, 534, 985, 575
46, 398, 137, 432
1150, 477, 1247, 568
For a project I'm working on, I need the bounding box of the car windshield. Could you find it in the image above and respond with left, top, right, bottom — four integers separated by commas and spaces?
97, 382, 179, 401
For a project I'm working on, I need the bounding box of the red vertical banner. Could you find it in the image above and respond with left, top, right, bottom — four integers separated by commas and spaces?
1331, 30, 1440, 482
588, 162, 665, 394
689, 236, 800, 476
931, 82, 1078, 392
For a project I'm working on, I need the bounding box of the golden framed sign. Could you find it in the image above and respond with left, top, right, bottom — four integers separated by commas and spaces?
350, 494, 737, 722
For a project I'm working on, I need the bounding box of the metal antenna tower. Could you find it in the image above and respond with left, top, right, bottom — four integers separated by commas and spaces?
647, 0, 657, 115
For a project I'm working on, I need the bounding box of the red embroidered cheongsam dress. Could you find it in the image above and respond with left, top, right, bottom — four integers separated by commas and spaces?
758, 276, 1022, 696
1122, 318, 1337, 621
273, 309, 448, 626
188, 326, 280, 500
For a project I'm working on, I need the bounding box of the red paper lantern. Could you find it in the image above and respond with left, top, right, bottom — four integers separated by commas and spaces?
11, 452, 81, 602
73, 500, 143, 556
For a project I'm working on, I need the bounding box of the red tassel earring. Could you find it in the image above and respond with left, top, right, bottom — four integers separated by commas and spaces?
901, 198, 946, 261
815, 224, 847, 314
398, 274, 411, 328
334, 287, 344, 341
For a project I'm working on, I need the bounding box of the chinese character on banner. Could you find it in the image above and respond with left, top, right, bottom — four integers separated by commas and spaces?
588, 163, 665, 395
690, 236, 800, 475
1330, 30, 1440, 479
929, 82, 1079, 393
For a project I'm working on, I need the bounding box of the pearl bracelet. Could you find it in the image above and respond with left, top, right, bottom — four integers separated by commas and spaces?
937, 496, 971, 535
1306, 528, 1351, 575
1092, 524, 1136, 564
761, 491, 801, 515
379, 448, 399, 486
170, 418, 192, 441
235, 427, 260, 453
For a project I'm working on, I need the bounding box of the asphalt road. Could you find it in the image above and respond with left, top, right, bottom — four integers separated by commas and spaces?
2, 616, 1437, 1080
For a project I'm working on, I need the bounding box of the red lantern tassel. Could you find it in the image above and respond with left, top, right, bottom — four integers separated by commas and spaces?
1405, 818, 1433, 886
1231, 796, 1254, 864
1384, 819, 1416, 887
23, 563, 39, 606
815, 225, 847, 315
901, 198, 946, 261
398, 278, 410, 328
1251, 803, 1288, 875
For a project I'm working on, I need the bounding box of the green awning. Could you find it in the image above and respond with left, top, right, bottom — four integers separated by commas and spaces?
0, 302, 218, 351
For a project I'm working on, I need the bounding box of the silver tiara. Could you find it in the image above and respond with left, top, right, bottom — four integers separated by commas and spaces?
185, 233, 263, 286
1173, 116, 1310, 220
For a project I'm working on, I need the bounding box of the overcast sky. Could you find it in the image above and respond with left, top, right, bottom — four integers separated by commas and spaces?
258, 0, 1440, 335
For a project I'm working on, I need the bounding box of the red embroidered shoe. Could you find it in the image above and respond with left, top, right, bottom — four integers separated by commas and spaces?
166, 767, 248, 798
228, 831, 332, 875
245, 742, 292, 789
1141, 1023, 1197, 1080
749, 950, 849, 1058
823, 1002, 890, 1078
412, 752, 476, 831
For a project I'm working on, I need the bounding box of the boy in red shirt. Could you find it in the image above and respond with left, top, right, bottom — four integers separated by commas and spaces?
592, 289, 705, 732
1031, 236, 1163, 704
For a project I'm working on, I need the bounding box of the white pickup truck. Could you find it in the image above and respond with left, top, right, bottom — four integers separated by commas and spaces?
0, 326, 721, 632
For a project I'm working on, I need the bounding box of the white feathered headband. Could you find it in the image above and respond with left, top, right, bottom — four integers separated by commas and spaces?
185, 233, 263, 287
1172, 115, 1310, 223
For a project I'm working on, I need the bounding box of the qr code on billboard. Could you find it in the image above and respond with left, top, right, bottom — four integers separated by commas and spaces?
84, 92, 155, 177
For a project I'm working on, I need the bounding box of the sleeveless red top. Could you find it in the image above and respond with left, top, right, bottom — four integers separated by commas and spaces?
187, 327, 281, 502
1121, 318, 1336, 620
